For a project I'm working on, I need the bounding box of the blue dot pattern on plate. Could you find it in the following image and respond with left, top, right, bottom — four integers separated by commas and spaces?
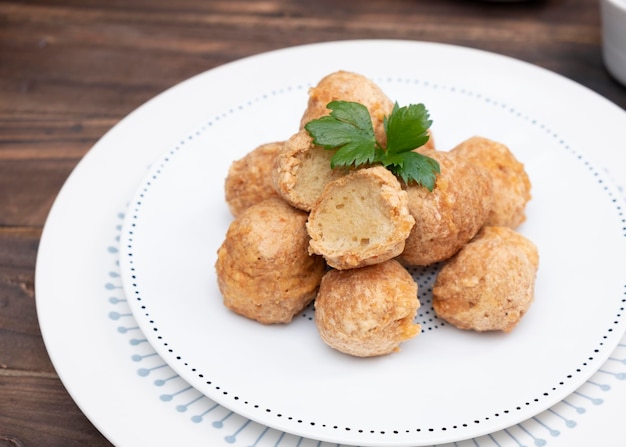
107, 209, 626, 446
108, 77, 626, 446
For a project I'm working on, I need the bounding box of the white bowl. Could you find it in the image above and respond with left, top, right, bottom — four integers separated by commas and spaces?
601, 0, 626, 85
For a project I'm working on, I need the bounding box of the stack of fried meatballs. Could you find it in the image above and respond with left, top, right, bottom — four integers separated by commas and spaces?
215, 70, 538, 358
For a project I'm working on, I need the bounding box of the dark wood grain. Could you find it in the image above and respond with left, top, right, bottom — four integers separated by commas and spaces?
1, 0, 624, 445
0, 375, 112, 447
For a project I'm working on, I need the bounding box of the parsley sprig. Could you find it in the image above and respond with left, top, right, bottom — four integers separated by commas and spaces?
304, 100, 440, 191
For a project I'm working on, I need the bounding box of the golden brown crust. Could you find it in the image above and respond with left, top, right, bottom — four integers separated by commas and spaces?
314, 259, 420, 357
451, 136, 531, 228
400, 149, 493, 266
272, 129, 348, 212
224, 141, 283, 217
299, 70, 394, 145
215, 197, 326, 324
432, 226, 539, 333
307, 166, 415, 270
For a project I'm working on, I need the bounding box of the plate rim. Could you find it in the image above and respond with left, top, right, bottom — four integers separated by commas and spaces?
35, 39, 626, 447
118, 40, 626, 446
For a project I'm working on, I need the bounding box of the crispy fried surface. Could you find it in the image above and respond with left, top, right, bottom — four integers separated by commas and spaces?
400, 149, 493, 266
217, 70, 538, 351
451, 136, 531, 228
307, 166, 415, 270
299, 70, 394, 145
215, 197, 326, 324
432, 226, 539, 333
315, 259, 420, 357
225, 141, 283, 217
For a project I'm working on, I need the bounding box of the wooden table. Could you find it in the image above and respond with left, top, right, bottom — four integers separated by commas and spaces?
1, 0, 624, 445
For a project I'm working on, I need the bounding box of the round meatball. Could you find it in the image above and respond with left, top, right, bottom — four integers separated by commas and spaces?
315, 259, 421, 357
451, 136, 531, 228
300, 70, 394, 145
400, 149, 493, 266
432, 226, 539, 333
225, 141, 283, 217
215, 197, 326, 324
307, 166, 415, 270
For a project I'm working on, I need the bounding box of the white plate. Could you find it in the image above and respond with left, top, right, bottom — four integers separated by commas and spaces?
35, 40, 626, 447
116, 41, 626, 446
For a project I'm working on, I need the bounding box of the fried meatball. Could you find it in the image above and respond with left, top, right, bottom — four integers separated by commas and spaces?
272, 129, 348, 212
307, 166, 415, 270
215, 197, 326, 324
225, 141, 283, 217
300, 70, 394, 145
451, 136, 531, 228
400, 149, 493, 266
315, 259, 420, 357
432, 226, 539, 333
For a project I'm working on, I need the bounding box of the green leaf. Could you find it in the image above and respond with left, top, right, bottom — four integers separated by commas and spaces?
385, 103, 432, 155
304, 101, 377, 168
325, 100, 374, 134
384, 151, 440, 191
304, 99, 439, 189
